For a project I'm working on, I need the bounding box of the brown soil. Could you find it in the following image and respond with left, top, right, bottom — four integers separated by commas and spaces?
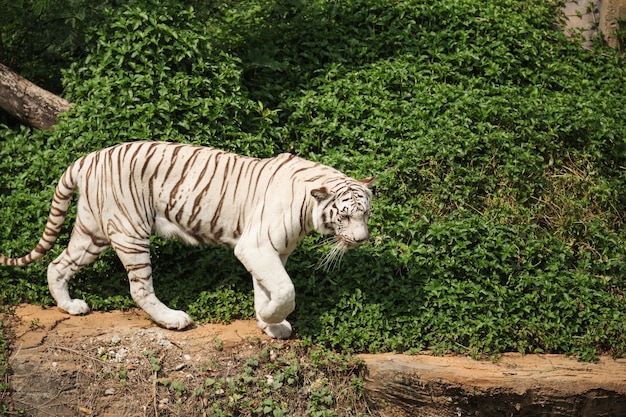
6, 305, 626, 416
7, 304, 274, 416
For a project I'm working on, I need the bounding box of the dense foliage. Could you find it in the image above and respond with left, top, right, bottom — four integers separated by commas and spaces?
1, 0, 625, 360
0, 0, 123, 93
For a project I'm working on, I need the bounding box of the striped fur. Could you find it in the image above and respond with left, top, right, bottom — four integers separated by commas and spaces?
0, 142, 374, 339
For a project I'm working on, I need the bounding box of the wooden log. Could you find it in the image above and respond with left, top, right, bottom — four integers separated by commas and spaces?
0, 63, 71, 130
361, 353, 626, 417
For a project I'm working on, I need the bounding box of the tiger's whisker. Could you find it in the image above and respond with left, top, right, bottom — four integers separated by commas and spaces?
312, 236, 336, 251
316, 244, 347, 271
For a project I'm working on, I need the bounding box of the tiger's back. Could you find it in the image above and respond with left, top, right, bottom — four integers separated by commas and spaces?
78, 142, 339, 248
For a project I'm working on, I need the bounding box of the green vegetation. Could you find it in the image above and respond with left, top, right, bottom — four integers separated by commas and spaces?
0, 0, 121, 97
1, 0, 626, 361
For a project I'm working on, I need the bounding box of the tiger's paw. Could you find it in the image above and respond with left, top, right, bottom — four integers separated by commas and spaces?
58, 299, 90, 315
258, 318, 292, 339
154, 310, 192, 330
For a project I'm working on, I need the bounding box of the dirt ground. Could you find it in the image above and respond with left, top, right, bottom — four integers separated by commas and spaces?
6, 304, 626, 417
6, 305, 278, 416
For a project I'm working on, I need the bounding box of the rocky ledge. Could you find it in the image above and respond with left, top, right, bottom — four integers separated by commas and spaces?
361, 353, 626, 417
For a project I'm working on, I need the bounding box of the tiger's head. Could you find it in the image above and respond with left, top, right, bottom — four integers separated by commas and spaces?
310, 176, 375, 268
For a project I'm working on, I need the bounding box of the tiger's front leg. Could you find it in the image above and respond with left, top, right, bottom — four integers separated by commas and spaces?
234, 244, 295, 339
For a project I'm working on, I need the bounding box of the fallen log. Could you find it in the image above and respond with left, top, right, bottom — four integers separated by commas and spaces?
361, 353, 626, 417
0, 63, 71, 130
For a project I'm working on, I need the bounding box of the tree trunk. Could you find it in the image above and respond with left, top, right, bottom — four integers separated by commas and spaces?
0, 63, 71, 130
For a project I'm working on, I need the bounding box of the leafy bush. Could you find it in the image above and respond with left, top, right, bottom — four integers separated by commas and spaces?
0, 0, 120, 96
1, 0, 626, 360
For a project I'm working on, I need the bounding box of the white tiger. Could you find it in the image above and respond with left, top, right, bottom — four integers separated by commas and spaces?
0, 141, 374, 339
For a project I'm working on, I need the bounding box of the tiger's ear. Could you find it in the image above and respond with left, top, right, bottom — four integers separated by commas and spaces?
358, 176, 376, 188
311, 187, 332, 202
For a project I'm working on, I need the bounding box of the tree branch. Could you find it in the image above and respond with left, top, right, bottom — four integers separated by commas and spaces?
0, 63, 71, 130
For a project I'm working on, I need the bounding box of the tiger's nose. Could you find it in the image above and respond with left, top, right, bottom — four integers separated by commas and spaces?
354, 230, 369, 243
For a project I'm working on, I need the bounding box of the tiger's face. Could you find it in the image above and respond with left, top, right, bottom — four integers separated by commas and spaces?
311, 177, 374, 249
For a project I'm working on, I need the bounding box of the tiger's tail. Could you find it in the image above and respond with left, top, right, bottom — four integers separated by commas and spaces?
0, 164, 78, 267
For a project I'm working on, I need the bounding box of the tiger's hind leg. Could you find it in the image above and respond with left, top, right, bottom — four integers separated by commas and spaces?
109, 235, 192, 330
48, 222, 110, 315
